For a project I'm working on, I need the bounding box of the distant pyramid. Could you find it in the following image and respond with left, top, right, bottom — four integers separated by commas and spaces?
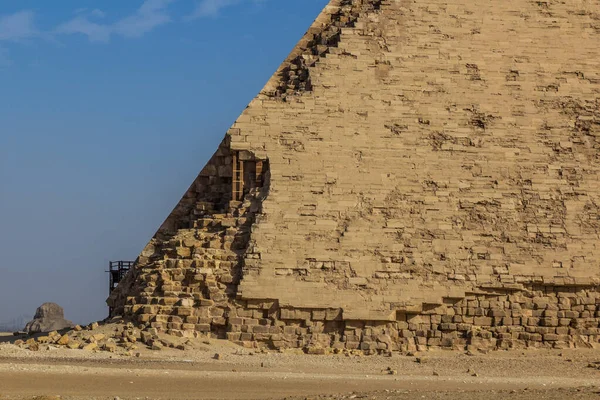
109, 0, 600, 352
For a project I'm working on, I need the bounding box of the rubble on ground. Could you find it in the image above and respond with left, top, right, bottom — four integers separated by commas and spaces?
11, 318, 208, 355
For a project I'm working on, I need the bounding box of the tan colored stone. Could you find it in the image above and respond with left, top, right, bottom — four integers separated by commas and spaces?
106, 0, 600, 353
57, 334, 69, 346
82, 342, 98, 351
89, 333, 105, 342
103, 342, 117, 352
36, 336, 50, 344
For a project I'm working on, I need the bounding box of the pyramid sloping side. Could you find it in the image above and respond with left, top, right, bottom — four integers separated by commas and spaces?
230, 0, 600, 313
113, 0, 600, 350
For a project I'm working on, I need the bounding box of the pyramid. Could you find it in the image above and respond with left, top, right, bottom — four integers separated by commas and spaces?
109, 0, 600, 352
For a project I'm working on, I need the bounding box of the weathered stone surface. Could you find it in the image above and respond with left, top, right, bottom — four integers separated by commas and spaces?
82, 342, 98, 351
57, 334, 70, 346
108, 0, 600, 352
24, 303, 74, 334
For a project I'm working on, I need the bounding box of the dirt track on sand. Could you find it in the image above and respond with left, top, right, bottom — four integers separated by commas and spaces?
1, 333, 600, 400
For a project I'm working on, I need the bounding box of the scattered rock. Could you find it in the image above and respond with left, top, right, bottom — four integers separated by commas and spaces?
214, 353, 222, 360
587, 362, 600, 370
141, 331, 154, 344
82, 342, 98, 352
103, 342, 117, 352
36, 336, 50, 344
67, 342, 81, 350
305, 346, 327, 355
129, 335, 139, 343
433, 371, 440, 376
89, 333, 105, 342
57, 334, 69, 346
146, 327, 158, 336
90, 322, 99, 330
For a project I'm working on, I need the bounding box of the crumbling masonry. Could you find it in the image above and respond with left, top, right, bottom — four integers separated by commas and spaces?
109, 0, 600, 352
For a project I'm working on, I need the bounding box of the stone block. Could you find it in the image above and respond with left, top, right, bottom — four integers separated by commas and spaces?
473, 317, 492, 326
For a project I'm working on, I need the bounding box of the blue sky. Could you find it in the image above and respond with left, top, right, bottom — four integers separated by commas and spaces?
0, 0, 328, 326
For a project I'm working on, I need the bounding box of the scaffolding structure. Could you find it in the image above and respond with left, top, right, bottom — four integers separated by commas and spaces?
107, 261, 134, 295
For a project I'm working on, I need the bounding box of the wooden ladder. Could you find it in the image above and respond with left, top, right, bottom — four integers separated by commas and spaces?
232, 152, 244, 201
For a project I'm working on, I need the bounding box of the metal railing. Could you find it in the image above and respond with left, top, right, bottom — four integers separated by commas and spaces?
107, 261, 134, 295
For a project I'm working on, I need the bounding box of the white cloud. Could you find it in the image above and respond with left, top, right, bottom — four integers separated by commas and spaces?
90, 9, 107, 19
73, 8, 106, 18
56, 15, 111, 43
56, 0, 176, 43
188, 0, 240, 19
187, 0, 266, 20
115, 0, 176, 38
0, 0, 267, 55
0, 10, 38, 42
0, 10, 38, 66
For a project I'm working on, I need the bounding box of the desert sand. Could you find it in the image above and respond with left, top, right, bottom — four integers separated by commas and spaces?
1, 331, 599, 400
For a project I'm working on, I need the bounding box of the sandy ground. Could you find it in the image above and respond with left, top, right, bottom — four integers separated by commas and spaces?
1, 332, 600, 400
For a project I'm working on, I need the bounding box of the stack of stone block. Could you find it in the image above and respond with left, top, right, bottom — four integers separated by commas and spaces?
110, 0, 600, 352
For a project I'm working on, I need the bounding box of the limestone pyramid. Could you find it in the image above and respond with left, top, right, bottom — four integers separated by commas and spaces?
109, 0, 600, 352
